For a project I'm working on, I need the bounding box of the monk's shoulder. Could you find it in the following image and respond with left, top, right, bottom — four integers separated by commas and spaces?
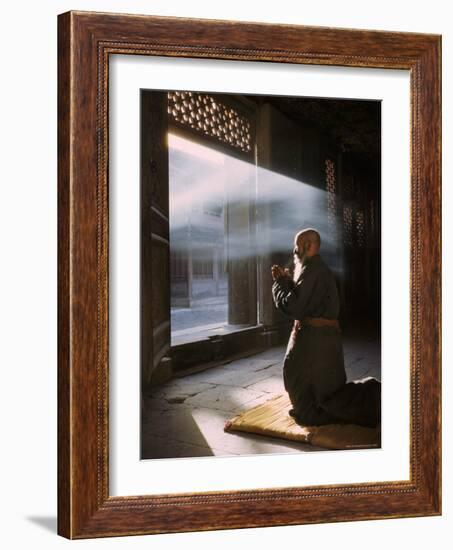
316, 258, 335, 281
299, 256, 330, 281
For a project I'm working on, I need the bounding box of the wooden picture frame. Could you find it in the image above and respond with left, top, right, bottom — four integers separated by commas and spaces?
57, 10, 441, 539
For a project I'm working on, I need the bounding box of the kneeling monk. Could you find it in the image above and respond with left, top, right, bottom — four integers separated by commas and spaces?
271, 228, 380, 428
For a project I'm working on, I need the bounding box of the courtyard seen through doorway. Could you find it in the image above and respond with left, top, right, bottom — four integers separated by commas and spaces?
168, 132, 256, 346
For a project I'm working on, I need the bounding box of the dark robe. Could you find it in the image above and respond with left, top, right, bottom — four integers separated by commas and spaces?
272, 253, 380, 428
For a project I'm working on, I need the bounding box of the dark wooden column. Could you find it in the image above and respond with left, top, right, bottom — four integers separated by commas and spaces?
225, 156, 257, 325
255, 103, 277, 342
140, 91, 172, 389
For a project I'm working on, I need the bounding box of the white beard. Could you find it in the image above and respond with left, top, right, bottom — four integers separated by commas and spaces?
293, 253, 305, 282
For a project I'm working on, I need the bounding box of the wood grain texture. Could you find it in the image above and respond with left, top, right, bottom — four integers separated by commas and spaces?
57, 10, 442, 539
57, 11, 71, 538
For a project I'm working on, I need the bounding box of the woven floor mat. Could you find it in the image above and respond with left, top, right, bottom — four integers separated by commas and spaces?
224, 393, 380, 450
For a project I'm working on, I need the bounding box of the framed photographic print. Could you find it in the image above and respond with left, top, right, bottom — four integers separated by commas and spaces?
58, 10, 441, 539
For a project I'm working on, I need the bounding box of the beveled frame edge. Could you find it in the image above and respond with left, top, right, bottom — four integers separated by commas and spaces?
57, 10, 441, 539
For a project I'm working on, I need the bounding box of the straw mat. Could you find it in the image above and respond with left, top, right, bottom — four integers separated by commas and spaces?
224, 393, 380, 450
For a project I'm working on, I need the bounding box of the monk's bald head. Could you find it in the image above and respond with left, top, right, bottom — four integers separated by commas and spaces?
292, 228, 321, 281
294, 228, 321, 256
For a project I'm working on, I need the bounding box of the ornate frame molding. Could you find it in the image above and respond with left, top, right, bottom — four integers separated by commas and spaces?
58, 11, 441, 538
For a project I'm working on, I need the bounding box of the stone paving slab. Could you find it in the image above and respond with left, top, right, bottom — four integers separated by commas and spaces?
183, 385, 268, 413
221, 356, 281, 372
151, 380, 216, 401
142, 399, 323, 456
141, 432, 236, 459
244, 375, 285, 394
250, 347, 286, 362
187, 364, 276, 388
142, 336, 381, 459
186, 406, 321, 455
142, 407, 216, 448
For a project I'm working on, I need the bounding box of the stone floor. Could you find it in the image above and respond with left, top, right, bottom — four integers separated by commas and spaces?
141, 327, 381, 459
171, 295, 228, 334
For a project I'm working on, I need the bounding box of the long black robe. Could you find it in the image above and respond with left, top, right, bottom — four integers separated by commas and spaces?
272, 254, 380, 428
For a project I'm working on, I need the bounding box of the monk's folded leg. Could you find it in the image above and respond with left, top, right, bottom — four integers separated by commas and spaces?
321, 377, 381, 428
289, 386, 345, 427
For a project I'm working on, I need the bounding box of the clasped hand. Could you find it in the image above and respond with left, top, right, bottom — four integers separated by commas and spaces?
271, 264, 291, 281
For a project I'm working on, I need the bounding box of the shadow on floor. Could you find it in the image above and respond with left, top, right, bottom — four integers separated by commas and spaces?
25, 515, 57, 534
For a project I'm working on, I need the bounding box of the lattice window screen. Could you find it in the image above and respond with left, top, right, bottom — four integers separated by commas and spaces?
342, 175, 354, 199
343, 205, 353, 247
167, 91, 253, 154
369, 199, 375, 237
356, 210, 366, 248
325, 159, 337, 239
